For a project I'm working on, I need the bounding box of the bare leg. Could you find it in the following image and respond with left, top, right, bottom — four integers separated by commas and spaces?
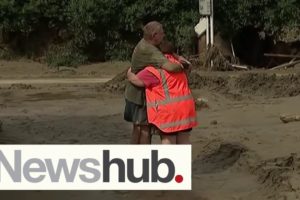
161, 135, 176, 144
139, 125, 151, 144
176, 132, 190, 144
130, 124, 141, 144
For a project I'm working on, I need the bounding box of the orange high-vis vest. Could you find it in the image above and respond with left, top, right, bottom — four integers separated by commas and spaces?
145, 54, 197, 133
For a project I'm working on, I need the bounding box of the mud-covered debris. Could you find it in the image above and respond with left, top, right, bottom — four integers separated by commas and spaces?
9, 83, 35, 90
99, 66, 300, 99
280, 114, 300, 123
193, 142, 247, 174
204, 46, 239, 71
210, 120, 218, 125
58, 66, 76, 73
97, 69, 127, 94
195, 97, 209, 110
254, 153, 300, 199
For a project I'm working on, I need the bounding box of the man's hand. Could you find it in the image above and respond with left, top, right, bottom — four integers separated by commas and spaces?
178, 56, 191, 65
162, 62, 184, 72
127, 67, 133, 78
127, 67, 137, 82
127, 67, 145, 87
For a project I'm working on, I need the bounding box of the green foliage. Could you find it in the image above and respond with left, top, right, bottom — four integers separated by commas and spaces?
0, 0, 299, 65
0, 48, 15, 60
46, 43, 87, 67
119, 0, 199, 55
104, 39, 134, 61
215, 0, 300, 39
66, 0, 99, 47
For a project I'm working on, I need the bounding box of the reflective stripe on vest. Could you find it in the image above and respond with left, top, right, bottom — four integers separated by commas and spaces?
147, 68, 193, 107
158, 117, 197, 130
158, 69, 170, 99
147, 94, 194, 107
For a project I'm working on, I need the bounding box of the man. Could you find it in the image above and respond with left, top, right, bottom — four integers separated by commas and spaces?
124, 21, 183, 144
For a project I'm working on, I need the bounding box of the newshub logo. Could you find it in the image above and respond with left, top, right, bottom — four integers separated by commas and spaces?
0, 145, 191, 190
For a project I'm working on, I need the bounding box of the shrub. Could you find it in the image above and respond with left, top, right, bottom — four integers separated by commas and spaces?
45, 43, 87, 67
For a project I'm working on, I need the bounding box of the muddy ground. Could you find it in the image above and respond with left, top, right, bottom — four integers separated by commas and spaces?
0, 60, 300, 200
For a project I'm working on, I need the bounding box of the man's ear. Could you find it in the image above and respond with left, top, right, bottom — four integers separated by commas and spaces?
152, 32, 157, 38
151, 34, 155, 39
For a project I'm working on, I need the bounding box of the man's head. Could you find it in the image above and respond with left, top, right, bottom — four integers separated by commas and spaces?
143, 21, 165, 46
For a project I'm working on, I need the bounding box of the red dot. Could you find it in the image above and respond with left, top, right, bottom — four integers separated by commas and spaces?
175, 175, 183, 183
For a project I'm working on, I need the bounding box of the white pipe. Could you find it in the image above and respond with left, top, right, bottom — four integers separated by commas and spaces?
210, 0, 214, 45
206, 16, 209, 49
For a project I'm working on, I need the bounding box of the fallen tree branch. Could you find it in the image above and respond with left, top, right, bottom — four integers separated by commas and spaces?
270, 60, 300, 70
264, 53, 300, 59
0, 45, 8, 51
230, 64, 249, 70
289, 58, 297, 63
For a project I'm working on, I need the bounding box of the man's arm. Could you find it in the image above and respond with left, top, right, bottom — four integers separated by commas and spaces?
172, 53, 191, 65
127, 68, 145, 87
170, 53, 192, 72
149, 46, 183, 72
161, 62, 184, 72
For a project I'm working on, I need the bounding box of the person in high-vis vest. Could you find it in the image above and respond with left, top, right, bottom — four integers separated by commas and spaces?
124, 21, 184, 145
127, 40, 197, 144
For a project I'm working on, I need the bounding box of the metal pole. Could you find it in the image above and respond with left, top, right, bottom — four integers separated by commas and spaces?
210, 0, 214, 45
210, 0, 214, 68
206, 16, 209, 49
